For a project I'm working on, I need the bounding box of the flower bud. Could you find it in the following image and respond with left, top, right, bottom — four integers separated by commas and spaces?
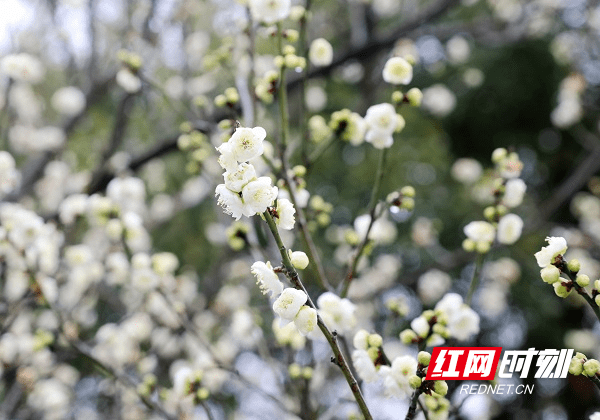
418, 351, 431, 366
290, 251, 309, 269
214, 94, 227, 107
434, 380, 448, 396
408, 375, 422, 389
583, 359, 600, 377
596, 295, 600, 307
575, 352, 586, 360
197, 387, 209, 400
483, 206, 496, 221
367, 333, 383, 348
400, 329, 417, 344
540, 265, 560, 284
367, 347, 379, 361
302, 367, 313, 379
401, 185, 416, 198
476, 241, 491, 254
406, 88, 423, 107
553, 282, 572, 298
569, 357, 583, 375
492, 148, 507, 163
224, 87, 239, 103
285, 29, 299, 43
392, 90, 403, 104
462, 239, 476, 252
576, 274, 590, 287
289, 363, 302, 378
401, 197, 415, 211
567, 259, 581, 274
274, 55, 285, 68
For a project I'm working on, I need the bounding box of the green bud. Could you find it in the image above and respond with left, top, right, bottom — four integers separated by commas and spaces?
406, 88, 423, 107
367, 347, 379, 361
214, 94, 227, 107
302, 367, 313, 379
567, 259, 581, 274
575, 352, 587, 360
224, 87, 239, 103
274, 55, 285, 68
392, 90, 403, 104
462, 239, 475, 252
289, 363, 302, 379
293, 165, 307, 177
285, 29, 299, 43
476, 241, 491, 254
596, 295, 600, 307
400, 329, 417, 344
424, 395, 438, 410
496, 204, 508, 217
569, 357, 583, 375
540, 265, 560, 284
401, 197, 415, 211
401, 186, 416, 198
417, 351, 431, 366
491, 148, 507, 163
285, 54, 298, 68
197, 387, 209, 400
594, 279, 600, 290
553, 282, 572, 298
483, 206, 496, 221
434, 380, 448, 396
576, 274, 590, 287
367, 333, 383, 348
408, 375, 422, 389
432, 323, 447, 336
583, 359, 600, 377
345, 230, 360, 246
283, 45, 296, 55
422, 310, 435, 321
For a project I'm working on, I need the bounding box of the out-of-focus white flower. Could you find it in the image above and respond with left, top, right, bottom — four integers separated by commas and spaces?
249, 0, 291, 23
590, 412, 600, 420
152, 252, 179, 276
493, 149, 523, 179
435, 293, 480, 341
381, 355, 418, 397
1, 53, 45, 83
309, 38, 333, 67
422, 84, 456, 117
317, 291, 356, 333
273, 288, 307, 321
352, 349, 379, 382
418, 269, 452, 306
275, 198, 295, 230
503, 178, 526, 208
51, 86, 86, 116
535, 236, 567, 268
496, 214, 523, 245
353, 329, 370, 350
0, 151, 20, 197
251, 261, 283, 297
354, 213, 397, 245
551, 97, 583, 129
446, 35, 470, 64
410, 316, 430, 337
9, 125, 66, 153
294, 306, 317, 335
116, 68, 141, 93
273, 319, 306, 349
464, 221, 495, 243
451, 158, 482, 184
382, 56, 413, 85
305, 85, 327, 112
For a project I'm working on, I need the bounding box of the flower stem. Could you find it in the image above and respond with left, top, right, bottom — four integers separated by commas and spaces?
404, 389, 423, 420
340, 147, 388, 298
263, 211, 373, 420
466, 253, 485, 306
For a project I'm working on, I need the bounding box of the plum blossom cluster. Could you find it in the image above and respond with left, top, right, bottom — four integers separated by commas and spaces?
400, 293, 480, 346
251, 259, 317, 335
215, 126, 295, 226
535, 236, 600, 306
463, 148, 526, 253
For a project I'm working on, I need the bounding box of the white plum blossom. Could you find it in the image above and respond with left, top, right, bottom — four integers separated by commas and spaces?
1, 53, 45, 83
464, 221, 495, 244
273, 288, 308, 321
274, 198, 296, 230
417, 269, 452, 306
249, 0, 291, 23
535, 236, 568, 268
352, 349, 379, 382
410, 315, 430, 337
317, 292, 356, 333
382, 56, 413, 85
364, 103, 403, 149
496, 213, 523, 245
503, 178, 527, 208
116, 68, 141, 93
353, 329, 370, 351
309, 38, 334, 67
215, 184, 247, 220
241, 177, 278, 215
227, 127, 267, 162
0, 151, 20, 197
224, 163, 257, 193
451, 158, 482, 184
294, 306, 317, 335
435, 293, 480, 341
251, 261, 284, 297
381, 355, 418, 397
422, 84, 456, 117
51, 86, 86, 116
